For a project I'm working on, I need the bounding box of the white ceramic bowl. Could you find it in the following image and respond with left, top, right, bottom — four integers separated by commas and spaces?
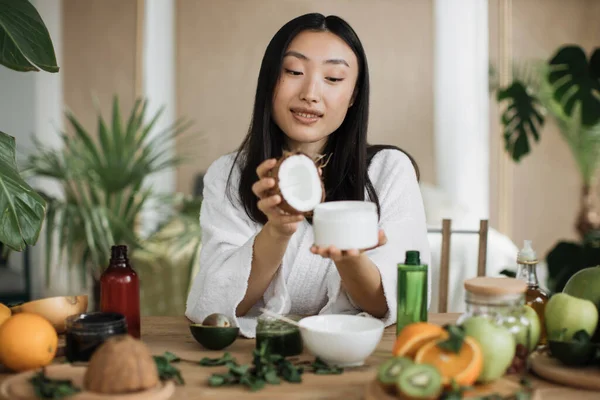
313, 201, 378, 250
298, 314, 384, 367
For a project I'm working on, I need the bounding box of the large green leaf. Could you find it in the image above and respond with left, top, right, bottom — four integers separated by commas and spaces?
0, 0, 59, 72
0, 131, 46, 251
548, 46, 600, 127
497, 81, 546, 162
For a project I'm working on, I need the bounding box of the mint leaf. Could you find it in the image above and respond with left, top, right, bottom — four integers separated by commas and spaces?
264, 370, 280, 384
199, 352, 236, 366
573, 329, 592, 344
29, 369, 81, 399
311, 358, 343, 375
153, 355, 185, 385
162, 351, 180, 363
437, 325, 465, 353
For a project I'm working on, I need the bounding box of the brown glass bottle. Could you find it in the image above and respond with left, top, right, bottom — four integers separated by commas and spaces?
99, 245, 141, 338
516, 240, 549, 345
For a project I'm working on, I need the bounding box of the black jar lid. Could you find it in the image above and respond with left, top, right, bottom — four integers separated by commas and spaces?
66, 311, 127, 333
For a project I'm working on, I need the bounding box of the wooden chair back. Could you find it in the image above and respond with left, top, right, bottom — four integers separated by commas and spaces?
438, 219, 489, 313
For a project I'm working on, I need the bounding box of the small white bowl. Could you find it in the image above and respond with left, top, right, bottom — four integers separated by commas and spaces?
313, 201, 378, 250
298, 314, 384, 367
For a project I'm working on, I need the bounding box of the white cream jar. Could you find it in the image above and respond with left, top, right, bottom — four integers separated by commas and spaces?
313, 201, 379, 250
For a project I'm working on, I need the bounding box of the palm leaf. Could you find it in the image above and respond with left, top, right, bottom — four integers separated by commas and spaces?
538, 75, 600, 185
25, 96, 195, 286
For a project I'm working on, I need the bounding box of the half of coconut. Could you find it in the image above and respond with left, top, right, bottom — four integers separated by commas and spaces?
268, 150, 325, 215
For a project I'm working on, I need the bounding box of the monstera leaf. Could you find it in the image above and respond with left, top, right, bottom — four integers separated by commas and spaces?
0, 131, 46, 251
497, 82, 545, 161
496, 45, 600, 163
0, 0, 59, 72
548, 46, 600, 127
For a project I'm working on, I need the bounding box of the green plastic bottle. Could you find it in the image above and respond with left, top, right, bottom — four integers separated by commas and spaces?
397, 250, 428, 336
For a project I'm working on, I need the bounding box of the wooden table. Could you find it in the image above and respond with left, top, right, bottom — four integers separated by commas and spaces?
0, 313, 597, 399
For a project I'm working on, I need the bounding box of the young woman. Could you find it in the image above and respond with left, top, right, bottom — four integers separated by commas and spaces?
185, 13, 430, 338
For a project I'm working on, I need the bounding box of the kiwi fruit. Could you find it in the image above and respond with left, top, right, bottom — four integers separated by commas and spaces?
396, 363, 443, 400
376, 357, 414, 390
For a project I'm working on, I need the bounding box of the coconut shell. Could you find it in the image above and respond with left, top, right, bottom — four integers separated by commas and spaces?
267, 150, 325, 215
84, 335, 159, 394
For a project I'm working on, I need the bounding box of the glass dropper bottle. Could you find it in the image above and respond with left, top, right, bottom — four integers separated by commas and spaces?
515, 240, 549, 345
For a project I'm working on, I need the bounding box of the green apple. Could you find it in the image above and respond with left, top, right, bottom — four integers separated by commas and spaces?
523, 305, 541, 350
545, 293, 598, 341
498, 305, 541, 352
505, 305, 541, 351
563, 266, 600, 310
563, 266, 600, 341
462, 316, 516, 383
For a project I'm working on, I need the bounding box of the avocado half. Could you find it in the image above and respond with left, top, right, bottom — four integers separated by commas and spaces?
548, 339, 596, 367
189, 324, 239, 350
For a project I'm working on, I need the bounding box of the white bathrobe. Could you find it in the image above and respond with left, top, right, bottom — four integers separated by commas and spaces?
185, 149, 431, 338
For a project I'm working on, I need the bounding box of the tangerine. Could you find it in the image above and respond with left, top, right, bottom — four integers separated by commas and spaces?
0, 303, 10, 327
393, 322, 445, 359
414, 334, 483, 386
0, 313, 58, 372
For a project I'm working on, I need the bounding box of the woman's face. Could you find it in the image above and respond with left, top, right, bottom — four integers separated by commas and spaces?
272, 30, 359, 153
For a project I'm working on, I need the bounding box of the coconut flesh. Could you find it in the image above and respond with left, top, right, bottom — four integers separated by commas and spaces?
269, 151, 325, 215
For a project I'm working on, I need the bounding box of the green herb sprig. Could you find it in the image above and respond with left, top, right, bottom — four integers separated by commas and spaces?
202, 343, 347, 391
437, 325, 466, 353
294, 358, 344, 375
153, 352, 185, 385
198, 352, 236, 366
205, 341, 304, 391
28, 368, 81, 399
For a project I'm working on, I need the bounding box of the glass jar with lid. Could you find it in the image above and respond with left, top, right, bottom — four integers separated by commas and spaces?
456, 277, 532, 373
255, 314, 303, 357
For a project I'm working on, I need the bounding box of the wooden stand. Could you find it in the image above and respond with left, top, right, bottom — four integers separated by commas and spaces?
364, 375, 522, 399
0, 364, 175, 400
530, 351, 600, 391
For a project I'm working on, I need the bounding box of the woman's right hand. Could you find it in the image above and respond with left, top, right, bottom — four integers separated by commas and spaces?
252, 158, 305, 238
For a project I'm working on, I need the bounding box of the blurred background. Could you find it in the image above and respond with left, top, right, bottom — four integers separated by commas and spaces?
1, 0, 599, 315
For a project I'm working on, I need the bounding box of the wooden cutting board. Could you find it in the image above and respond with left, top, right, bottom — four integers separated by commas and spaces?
530, 350, 600, 391
0, 364, 175, 400
364, 375, 523, 399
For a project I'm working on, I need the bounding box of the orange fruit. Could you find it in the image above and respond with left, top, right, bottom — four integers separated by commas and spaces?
0, 303, 10, 327
393, 322, 445, 359
414, 334, 483, 386
0, 313, 58, 372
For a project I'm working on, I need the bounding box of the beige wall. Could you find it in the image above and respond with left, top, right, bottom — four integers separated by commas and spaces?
63, 0, 138, 135
489, 0, 600, 258
175, 0, 435, 194
61, 0, 600, 262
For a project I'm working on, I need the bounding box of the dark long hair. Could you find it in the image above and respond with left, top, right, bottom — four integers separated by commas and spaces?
227, 13, 419, 224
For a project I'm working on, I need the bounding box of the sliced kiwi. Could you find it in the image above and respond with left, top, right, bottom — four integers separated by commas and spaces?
377, 357, 413, 389
396, 363, 443, 400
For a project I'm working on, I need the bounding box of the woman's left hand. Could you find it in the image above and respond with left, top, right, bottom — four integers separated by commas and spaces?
310, 229, 387, 263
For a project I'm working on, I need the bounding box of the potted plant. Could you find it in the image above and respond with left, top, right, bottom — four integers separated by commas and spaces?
495, 45, 600, 291
0, 0, 59, 257
23, 96, 197, 306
